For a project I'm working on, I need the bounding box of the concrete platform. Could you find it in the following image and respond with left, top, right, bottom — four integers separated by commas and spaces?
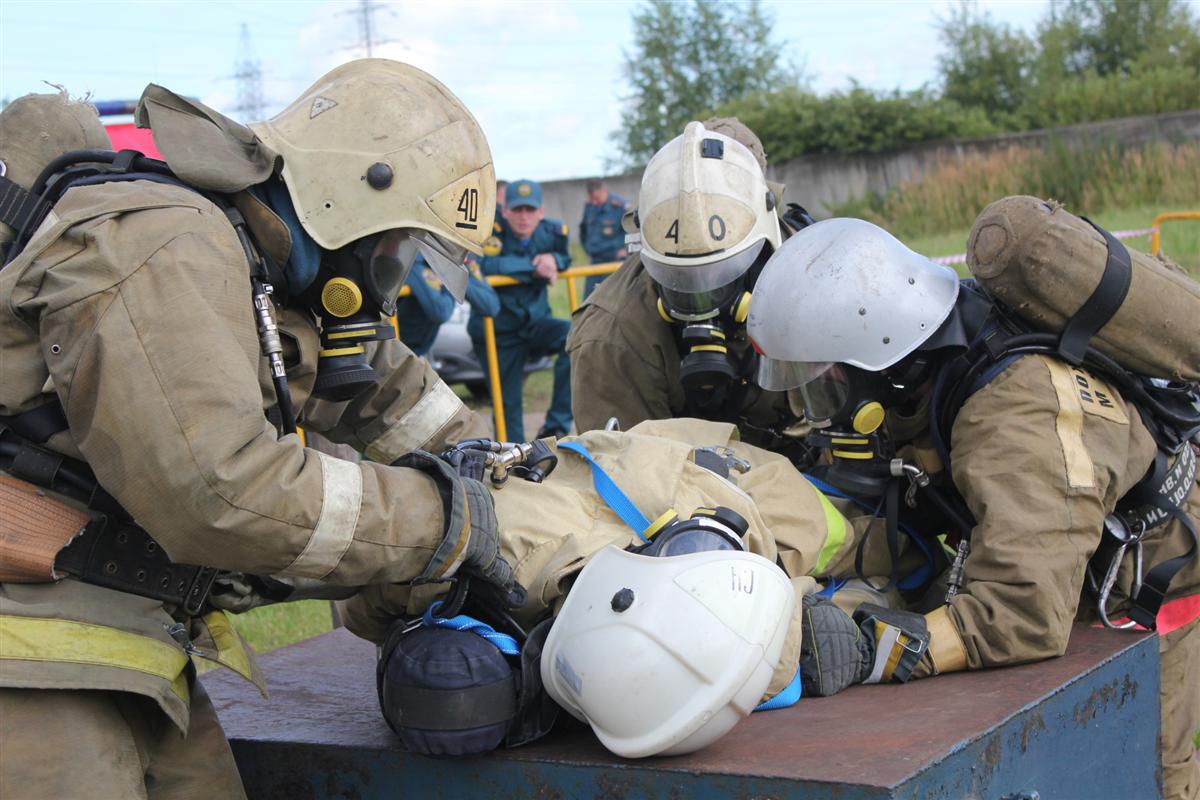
203, 624, 1161, 800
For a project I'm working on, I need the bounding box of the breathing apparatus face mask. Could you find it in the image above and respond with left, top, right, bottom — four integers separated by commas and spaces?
653, 241, 770, 394
788, 362, 918, 433
309, 229, 469, 401
633, 507, 749, 558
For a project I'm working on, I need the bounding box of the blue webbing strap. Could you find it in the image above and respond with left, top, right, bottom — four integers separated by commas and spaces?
754, 669, 802, 711
817, 576, 847, 598
802, 473, 934, 590
557, 440, 652, 541
422, 602, 520, 656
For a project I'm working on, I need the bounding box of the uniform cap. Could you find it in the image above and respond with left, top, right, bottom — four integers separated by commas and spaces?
506, 179, 542, 210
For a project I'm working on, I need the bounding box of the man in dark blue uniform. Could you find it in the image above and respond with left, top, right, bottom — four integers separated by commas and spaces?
395, 256, 499, 356
579, 179, 628, 295
494, 179, 509, 229
469, 179, 573, 441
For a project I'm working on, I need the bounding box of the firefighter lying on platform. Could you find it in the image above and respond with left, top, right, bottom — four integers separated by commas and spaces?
341, 416, 927, 760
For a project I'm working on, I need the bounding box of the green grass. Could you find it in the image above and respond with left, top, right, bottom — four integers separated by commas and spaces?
230, 600, 334, 655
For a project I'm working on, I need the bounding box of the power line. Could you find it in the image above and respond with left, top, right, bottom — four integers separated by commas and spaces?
231, 23, 265, 122
338, 0, 395, 58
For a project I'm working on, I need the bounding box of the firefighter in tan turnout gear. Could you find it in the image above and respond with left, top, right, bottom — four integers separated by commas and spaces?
0, 63, 515, 799
747, 206, 1200, 800
342, 417, 914, 758
566, 119, 815, 460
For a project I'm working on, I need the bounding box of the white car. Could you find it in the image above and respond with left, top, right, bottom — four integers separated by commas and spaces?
427, 302, 552, 394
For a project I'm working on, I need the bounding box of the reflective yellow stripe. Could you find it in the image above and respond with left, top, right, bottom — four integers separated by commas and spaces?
319, 345, 366, 357
832, 449, 874, 460
195, 610, 255, 683
0, 615, 190, 702
642, 508, 678, 539
1044, 358, 1096, 488
325, 329, 377, 340
810, 489, 847, 575
690, 345, 727, 354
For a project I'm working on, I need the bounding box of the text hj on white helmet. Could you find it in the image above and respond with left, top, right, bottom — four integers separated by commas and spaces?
540, 545, 795, 758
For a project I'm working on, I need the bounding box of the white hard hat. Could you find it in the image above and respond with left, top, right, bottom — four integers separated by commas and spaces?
748, 218, 960, 390
250, 59, 495, 301
540, 546, 795, 759
636, 121, 781, 303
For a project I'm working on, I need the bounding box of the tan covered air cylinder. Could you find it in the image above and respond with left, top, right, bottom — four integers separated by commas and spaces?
966, 196, 1200, 381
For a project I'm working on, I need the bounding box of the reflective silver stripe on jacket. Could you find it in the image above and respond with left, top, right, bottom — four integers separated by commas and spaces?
365, 380, 464, 464
279, 451, 363, 578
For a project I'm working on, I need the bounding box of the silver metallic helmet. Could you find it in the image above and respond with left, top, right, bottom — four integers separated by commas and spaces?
747, 218, 960, 391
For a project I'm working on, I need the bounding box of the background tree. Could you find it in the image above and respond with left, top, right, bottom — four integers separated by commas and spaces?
1036, 0, 1200, 77
613, 0, 786, 168
936, 2, 1034, 127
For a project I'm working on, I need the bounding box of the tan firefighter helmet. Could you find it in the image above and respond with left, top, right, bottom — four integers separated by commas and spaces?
250, 59, 496, 298
634, 121, 781, 317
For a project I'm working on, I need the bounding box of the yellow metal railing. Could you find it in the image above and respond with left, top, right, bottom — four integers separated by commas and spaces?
1149, 211, 1200, 257
395, 261, 622, 440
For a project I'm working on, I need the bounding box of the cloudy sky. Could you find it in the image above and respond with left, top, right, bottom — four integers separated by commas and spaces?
1, 0, 1049, 179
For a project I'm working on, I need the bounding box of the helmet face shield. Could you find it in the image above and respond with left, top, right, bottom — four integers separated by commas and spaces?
754, 357, 834, 393
367, 231, 415, 315
411, 229, 470, 302
769, 362, 897, 432
658, 279, 742, 321
643, 238, 765, 295
794, 364, 852, 427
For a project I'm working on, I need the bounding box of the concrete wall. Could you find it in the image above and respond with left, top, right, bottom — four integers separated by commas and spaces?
535, 109, 1200, 238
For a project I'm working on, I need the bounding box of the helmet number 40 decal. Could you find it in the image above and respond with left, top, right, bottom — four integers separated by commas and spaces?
456, 188, 479, 230
665, 214, 725, 244
708, 215, 726, 241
